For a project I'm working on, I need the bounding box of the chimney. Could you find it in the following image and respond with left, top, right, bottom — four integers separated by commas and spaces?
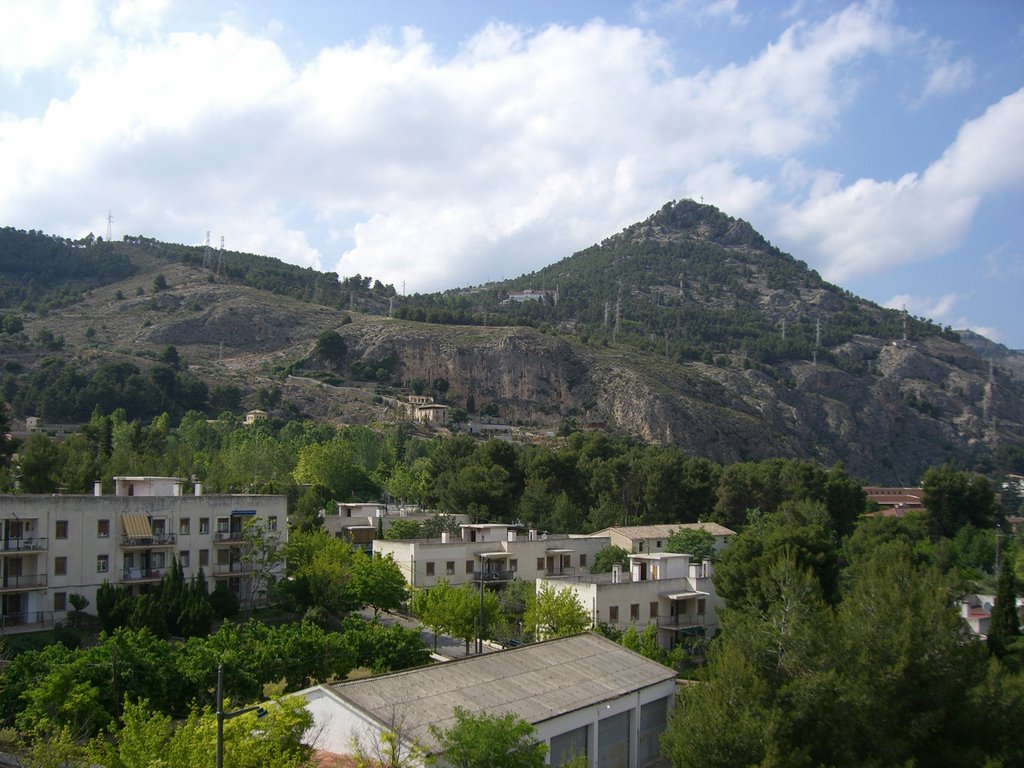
194, 481, 203, 496
93, 480, 102, 497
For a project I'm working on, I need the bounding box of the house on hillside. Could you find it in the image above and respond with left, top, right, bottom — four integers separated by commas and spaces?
244, 409, 269, 425
299, 632, 677, 768
413, 403, 450, 425
540, 551, 720, 648
862, 487, 924, 517
589, 523, 735, 554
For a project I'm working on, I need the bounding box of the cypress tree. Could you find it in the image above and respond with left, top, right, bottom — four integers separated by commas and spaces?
988, 555, 1020, 658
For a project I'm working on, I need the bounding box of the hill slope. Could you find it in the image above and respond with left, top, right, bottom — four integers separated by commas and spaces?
1, 202, 1021, 483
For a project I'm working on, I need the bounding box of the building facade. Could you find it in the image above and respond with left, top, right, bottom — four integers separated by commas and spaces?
0, 476, 286, 630
373, 524, 611, 591
540, 552, 720, 648
589, 523, 735, 555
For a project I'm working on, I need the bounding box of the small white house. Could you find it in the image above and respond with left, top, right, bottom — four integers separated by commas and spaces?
299, 632, 677, 767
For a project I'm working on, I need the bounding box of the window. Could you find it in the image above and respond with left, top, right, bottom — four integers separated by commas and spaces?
54, 556, 67, 576
179, 518, 190, 535
446, 561, 455, 575
217, 548, 229, 565
425, 562, 435, 576
697, 598, 706, 615
152, 552, 165, 569
180, 551, 190, 568
55, 520, 68, 539
466, 560, 475, 574
650, 601, 659, 619
199, 549, 209, 567
268, 516, 278, 532
608, 606, 619, 623
97, 555, 108, 573
509, 559, 518, 572
97, 519, 110, 538
579, 554, 587, 568
656, 540, 663, 548
54, 592, 67, 612
216, 518, 229, 533
199, 518, 210, 534
537, 557, 545, 571
630, 603, 640, 621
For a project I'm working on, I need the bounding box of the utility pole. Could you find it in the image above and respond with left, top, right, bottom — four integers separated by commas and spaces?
217, 664, 267, 768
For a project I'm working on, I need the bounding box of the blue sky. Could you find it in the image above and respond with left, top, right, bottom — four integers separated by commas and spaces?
1, 1, 1022, 346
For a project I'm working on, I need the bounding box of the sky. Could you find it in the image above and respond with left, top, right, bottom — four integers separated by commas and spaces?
1, 1, 1022, 347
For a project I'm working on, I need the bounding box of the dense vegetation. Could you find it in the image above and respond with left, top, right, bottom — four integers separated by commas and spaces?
663, 502, 1024, 767
0, 228, 136, 311
392, 201, 959, 364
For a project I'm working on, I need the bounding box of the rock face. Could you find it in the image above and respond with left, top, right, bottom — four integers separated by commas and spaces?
333, 317, 1023, 484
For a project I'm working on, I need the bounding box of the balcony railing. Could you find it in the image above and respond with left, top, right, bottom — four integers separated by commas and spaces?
121, 533, 176, 547
0, 537, 48, 553
473, 569, 515, 582
658, 613, 706, 628
544, 566, 576, 578
214, 531, 245, 543
0, 610, 54, 631
213, 562, 252, 575
121, 567, 167, 582
0, 574, 47, 591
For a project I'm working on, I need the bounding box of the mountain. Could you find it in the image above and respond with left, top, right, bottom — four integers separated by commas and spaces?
955, 329, 1024, 384
1, 202, 1021, 484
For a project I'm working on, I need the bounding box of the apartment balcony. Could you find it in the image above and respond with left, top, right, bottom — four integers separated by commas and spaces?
213, 531, 245, 544
213, 561, 252, 575
0, 537, 48, 553
657, 613, 706, 629
0, 574, 47, 591
473, 569, 515, 583
544, 566, 577, 578
121, 567, 167, 583
0, 611, 54, 631
120, 533, 176, 548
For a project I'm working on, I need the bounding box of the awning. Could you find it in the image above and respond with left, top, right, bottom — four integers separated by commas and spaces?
121, 514, 152, 537
478, 552, 510, 559
545, 548, 575, 554
231, 509, 257, 516
665, 590, 710, 600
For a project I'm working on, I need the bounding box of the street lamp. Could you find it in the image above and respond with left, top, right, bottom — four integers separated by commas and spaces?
216, 663, 267, 768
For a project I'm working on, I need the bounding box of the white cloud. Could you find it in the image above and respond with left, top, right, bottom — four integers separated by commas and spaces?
883, 292, 962, 321
919, 56, 974, 102
633, 0, 749, 26
777, 87, 1024, 282
0, 0, 1014, 310
0, 0, 102, 77
110, 0, 169, 37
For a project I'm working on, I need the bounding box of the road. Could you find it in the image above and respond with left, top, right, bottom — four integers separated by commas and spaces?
360, 607, 501, 659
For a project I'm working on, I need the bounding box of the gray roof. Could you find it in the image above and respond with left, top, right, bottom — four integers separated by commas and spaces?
592, 522, 736, 539
325, 633, 676, 749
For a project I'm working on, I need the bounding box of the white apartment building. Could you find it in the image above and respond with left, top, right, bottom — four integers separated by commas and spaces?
589, 523, 735, 554
373, 524, 611, 590
0, 476, 286, 630
539, 552, 720, 649
322, 503, 471, 554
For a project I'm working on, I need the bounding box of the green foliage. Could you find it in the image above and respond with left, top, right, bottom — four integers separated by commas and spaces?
348, 552, 409, 617
429, 706, 548, 768
385, 518, 423, 539
665, 540, 1020, 767
714, 500, 840, 610
412, 580, 500, 654
665, 528, 716, 561
922, 464, 996, 539
523, 584, 590, 640
279, 529, 355, 616
989, 557, 1022, 661
591, 544, 631, 574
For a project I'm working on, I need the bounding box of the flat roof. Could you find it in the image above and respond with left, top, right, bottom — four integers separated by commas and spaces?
591, 522, 736, 539
324, 633, 676, 751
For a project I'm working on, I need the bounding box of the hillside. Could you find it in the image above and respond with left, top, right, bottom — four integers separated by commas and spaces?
1, 202, 1022, 484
